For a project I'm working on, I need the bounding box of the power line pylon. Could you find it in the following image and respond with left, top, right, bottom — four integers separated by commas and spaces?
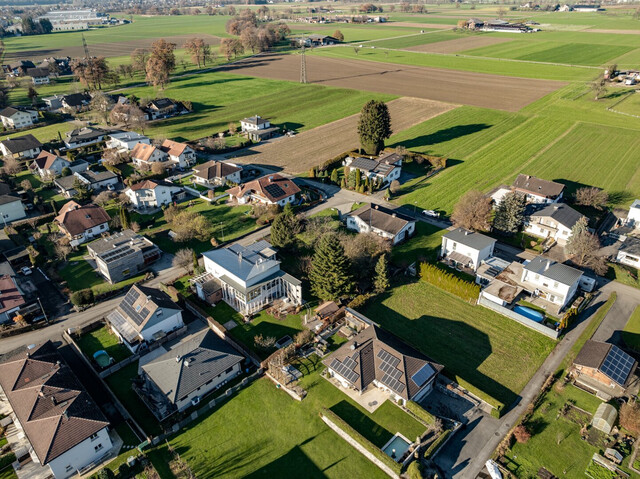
300, 44, 307, 84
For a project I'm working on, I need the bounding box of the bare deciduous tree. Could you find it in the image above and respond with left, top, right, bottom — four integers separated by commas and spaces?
2, 156, 22, 176
172, 247, 195, 273
574, 186, 609, 210
451, 190, 492, 231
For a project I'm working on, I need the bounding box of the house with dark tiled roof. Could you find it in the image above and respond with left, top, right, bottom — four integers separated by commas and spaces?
345, 151, 403, 186
616, 236, 640, 269
0, 106, 38, 129
64, 126, 109, 149
124, 179, 183, 209
144, 98, 179, 120
138, 329, 244, 419
0, 194, 26, 224
26, 67, 50, 85
440, 228, 496, 272
512, 174, 565, 205
192, 159, 242, 187
54, 201, 110, 246
60, 92, 92, 112
240, 115, 279, 141
346, 203, 415, 245
0, 342, 112, 478
525, 203, 585, 245
226, 174, 300, 207
323, 309, 443, 405
106, 284, 184, 353
54, 170, 119, 198
0, 134, 42, 159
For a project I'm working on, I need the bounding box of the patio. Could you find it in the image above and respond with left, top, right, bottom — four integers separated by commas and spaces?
326, 375, 390, 413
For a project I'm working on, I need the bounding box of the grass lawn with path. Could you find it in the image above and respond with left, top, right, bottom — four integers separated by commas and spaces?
75, 325, 132, 364
622, 305, 640, 352
606, 263, 640, 290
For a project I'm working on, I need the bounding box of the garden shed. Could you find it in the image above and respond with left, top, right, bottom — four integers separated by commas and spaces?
591, 403, 617, 434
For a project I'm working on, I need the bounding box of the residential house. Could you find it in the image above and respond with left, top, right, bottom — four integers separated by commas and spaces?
139, 329, 244, 420
323, 309, 443, 405
87, 229, 161, 284
572, 340, 636, 399
131, 143, 168, 168
626, 199, 640, 227
124, 179, 183, 209
144, 98, 178, 120
42, 94, 64, 111
240, 115, 279, 142
161, 139, 196, 169
226, 174, 301, 207
0, 194, 26, 225
0, 342, 112, 478
345, 152, 403, 186
573, 4, 601, 12
30, 150, 88, 179
302, 34, 340, 46
0, 134, 42, 159
0, 107, 38, 129
192, 160, 242, 187
0, 274, 25, 323
106, 285, 184, 353
60, 92, 92, 111
54, 201, 110, 246
520, 256, 582, 309
616, 236, 640, 268
64, 126, 109, 149
105, 131, 150, 153
440, 228, 496, 272
200, 240, 302, 315
557, 4, 572, 11
54, 170, 119, 198
346, 203, 415, 245
4, 60, 36, 76
512, 174, 565, 204
27, 67, 50, 85
525, 203, 585, 245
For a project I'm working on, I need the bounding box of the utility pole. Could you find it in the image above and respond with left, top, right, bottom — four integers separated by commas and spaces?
300, 44, 307, 84
81, 34, 90, 59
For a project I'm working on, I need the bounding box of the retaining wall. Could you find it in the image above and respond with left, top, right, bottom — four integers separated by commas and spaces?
479, 295, 560, 339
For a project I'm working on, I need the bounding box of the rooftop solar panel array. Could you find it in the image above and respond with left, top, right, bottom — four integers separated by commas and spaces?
379, 373, 405, 394
377, 348, 405, 393
601, 345, 635, 386
411, 363, 436, 387
380, 361, 402, 380
330, 358, 359, 384
120, 288, 147, 326
377, 349, 400, 367
264, 183, 286, 199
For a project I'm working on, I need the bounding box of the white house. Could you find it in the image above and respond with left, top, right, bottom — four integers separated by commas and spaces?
0, 134, 42, 159
27, 67, 50, 85
30, 150, 88, 179
54, 201, 110, 246
0, 194, 26, 224
64, 127, 108, 149
239, 115, 278, 141
525, 203, 585, 245
125, 179, 183, 209
54, 170, 119, 198
105, 131, 150, 152
161, 139, 196, 169
0, 342, 113, 479
346, 203, 415, 245
130, 143, 168, 167
192, 160, 242, 187
512, 174, 565, 204
345, 152, 403, 186
617, 236, 640, 268
106, 285, 184, 353
200, 240, 302, 315
139, 330, 244, 420
520, 256, 583, 309
0, 107, 38, 129
440, 228, 496, 272
226, 174, 301, 207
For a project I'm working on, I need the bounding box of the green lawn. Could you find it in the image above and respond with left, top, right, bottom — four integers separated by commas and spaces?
75, 325, 132, 363
622, 305, 640, 352
607, 263, 640, 289
390, 221, 445, 268
366, 30, 462, 49
2, 121, 72, 143
363, 280, 556, 410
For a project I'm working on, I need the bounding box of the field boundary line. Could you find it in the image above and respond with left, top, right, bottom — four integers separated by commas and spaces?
357, 29, 454, 45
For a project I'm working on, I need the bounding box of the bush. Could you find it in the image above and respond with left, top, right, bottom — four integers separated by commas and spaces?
423, 429, 451, 460
117, 463, 130, 478
0, 453, 16, 470
320, 151, 350, 171
406, 401, 435, 426
71, 289, 95, 306
407, 461, 423, 479
419, 263, 480, 302
96, 468, 115, 479
347, 294, 370, 310
513, 424, 531, 443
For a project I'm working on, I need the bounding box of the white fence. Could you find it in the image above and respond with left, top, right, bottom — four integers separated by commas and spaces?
478, 295, 560, 339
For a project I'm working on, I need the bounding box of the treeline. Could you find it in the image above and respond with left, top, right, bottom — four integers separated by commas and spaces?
221, 9, 290, 60
420, 263, 480, 303
19, 16, 52, 35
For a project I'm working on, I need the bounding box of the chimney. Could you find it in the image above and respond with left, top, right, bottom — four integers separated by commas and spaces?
268, 176, 274, 182
51, 396, 57, 405
350, 342, 357, 350
464, 230, 470, 235
545, 260, 551, 271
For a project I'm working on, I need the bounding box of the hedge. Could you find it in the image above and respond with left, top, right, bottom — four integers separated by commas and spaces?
0, 452, 15, 470
423, 429, 451, 460
321, 408, 402, 475
419, 263, 480, 302
71, 289, 94, 306
320, 151, 350, 171
405, 401, 435, 426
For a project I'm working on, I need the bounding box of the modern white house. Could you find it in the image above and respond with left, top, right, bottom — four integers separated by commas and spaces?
616, 236, 640, 268
54, 170, 119, 198
0, 342, 113, 479
0, 134, 42, 159
346, 203, 415, 245
64, 127, 109, 149
54, 201, 110, 246
124, 179, 183, 209
512, 174, 565, 205
27, 67, 50, 85
440, 228, 496, 272
200, 240, 302, 315
106, 285, 184, 353
520, 256, 582, 309
226, 174, 301, 207
0, 107, 38, 129
239, 115, 278, 141
626, 200, 640, 228
192, 160, 242, 187
105, 131, 150, 152
525, 203, 585, 245
0, 194, 26, 224
345, 152, 403, 186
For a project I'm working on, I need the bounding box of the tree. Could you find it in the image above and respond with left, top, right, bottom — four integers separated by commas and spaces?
27, 86, 39, 106
146, 39, 176, 89
119, 206, 131, 230
54, 241, 72, 261
173, 248, 195, 273
171, 211, 210, 241
39, 18, 53, 34
71, 57, 110, 90
374, 255, 389, 293
61, 167, 71, 177
575, 186, 608, 210
566, 216, 602, 267
240, 28, 261, 54
270, 209, 303, 249
451, 190, 492, 231
131, 49, 150, 75
184, 38, 207, 67
90, 91, 114, 125
513, 425, 531, 444
620, 401, 640, 435
333, 30, 344, 42
357, 100, 392, 155
389, 179, 400, 195
151, 162, 167, 175
492, 191, 526, 235
592, 74, 606, 100
94, 190, 113, 206
220, 38, 244, 61
19, 179, 32, 191
309, 233, 353, 301
72, 178, 91, 202
128, 105, 148, 134
330, 169, 339, 184
1, 156, 21, 176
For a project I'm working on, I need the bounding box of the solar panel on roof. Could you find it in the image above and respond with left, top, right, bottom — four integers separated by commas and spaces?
264, 183, 286, 199
342, 357, 357, 370
377, 349, 400, 367
411, 363, 436, 387
380, 373, 405, 394
330, 358, 359, 384
601, 346, 635, 386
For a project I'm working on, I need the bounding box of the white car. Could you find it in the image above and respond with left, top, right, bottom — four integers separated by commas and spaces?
20, 266, 32, 275
422, 210, 439, 218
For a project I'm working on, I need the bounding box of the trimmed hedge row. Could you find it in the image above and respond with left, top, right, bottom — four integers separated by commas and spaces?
420, 263, 480, 302
406, 401, 435, 426
423, 429, 451, 460
0, 452, 16, 470
320, 151, 350, 171
321, 408, 402, 475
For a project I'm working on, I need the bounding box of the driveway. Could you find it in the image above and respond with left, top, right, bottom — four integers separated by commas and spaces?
592, 280, 640, 347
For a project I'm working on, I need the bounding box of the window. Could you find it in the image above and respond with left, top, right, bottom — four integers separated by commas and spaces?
225, 367, 234, 374
90, 433, 98, 441
554, 281, 559, 289
65, 465, 73, 473
452, 242, 456, 251
94, 443, 103, 453
535, 274, 540, 280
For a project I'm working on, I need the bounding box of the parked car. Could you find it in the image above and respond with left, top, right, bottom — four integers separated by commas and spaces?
422, 210, 439, 218
20, 266, 32, 275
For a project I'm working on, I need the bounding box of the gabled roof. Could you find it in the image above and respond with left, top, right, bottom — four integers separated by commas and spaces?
347, 203, 414, 236
32, 150, 65, 170
160, 139, 190, 158
523, 256, 583, 285
0, 194, 22, 206
131, 143, 166, 163
142, 329, 243, 403
0, 274, 25, 314
322, 322, 443, 401
574, 340, 636, 387
0, 107, 26, 118
61, 93, 92, 107
128, 179, 178, 191
226, 174, 301, 203
443, 227, 496, 251
193, 160, 241, 181
54, 201, 110, 236
0, 342, 109, 464
241, 115, 268, 126
513, 174, 565, 199
349, 153, 402, 178
530, 203, 584, 229
148, 98, 176, 110
26, 67, 49, 78
0, 134, 42, 153
66, 126, 108, 142
619, 236, 640, 257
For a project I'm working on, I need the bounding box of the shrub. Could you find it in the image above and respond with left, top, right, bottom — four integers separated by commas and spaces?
117, 463, 130, 478
406, 401, 435, 426
0, 453, 16, 470
71, 289, 95, 306
419, 263, 480, 302
96, 468, 115, 479
423, 429, 451, 460
619, 401, 640, 434
320, 151, 350, 171
407, 461, 423, 479
513, 424, 531, 443
347, 294, 370, 310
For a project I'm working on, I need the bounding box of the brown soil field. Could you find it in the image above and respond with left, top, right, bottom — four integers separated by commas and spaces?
287, 22, 453, 30
219, 52, 564, 111
406, 36, 512, 54
587, 28, 640, 35
4, 34, 220, 61
227, 97, 455, 174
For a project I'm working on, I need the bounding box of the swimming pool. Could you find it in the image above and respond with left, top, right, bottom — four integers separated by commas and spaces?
381, 433, 412, 462
513, 305, 544, 323
93, 350, 112, 368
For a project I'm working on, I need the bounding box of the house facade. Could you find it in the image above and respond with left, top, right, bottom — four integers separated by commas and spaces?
125, 180, 183, 209
0, 134, 42, 159
440, 228, 496, 272
201, 240, 302, 315
30, 151, 87, 179
346, 203, 415, 245
54, 170, 119, 198
226, 174, 301, 207
105, 132, 150, 152
131, 143, 168, 168
520, 256, 582, 309
27, 67, 50, 85
193, 160, 242, 187
0, 107, 38, 129
240, 116, 278, 141
0, 195, 26, 224
512, 174, 565, 204
616, 236, 640, 268
525, 203, 585, 245
64, 127, 108, 149
55, 201, 110, 246
345, 152, 403, 186
161, 139, 196, 169
0, 274, 25, 323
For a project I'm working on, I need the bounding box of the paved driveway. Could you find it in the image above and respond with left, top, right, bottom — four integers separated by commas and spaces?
592, 280, 640, 347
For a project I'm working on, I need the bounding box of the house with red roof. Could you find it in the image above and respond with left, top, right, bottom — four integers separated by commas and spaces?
130, 140, 195, 171
54, 201, 110, 246
0, 274, 25, 323
226, 174, 301, 207
30, 150, 88, 179
124, 179, 183, 209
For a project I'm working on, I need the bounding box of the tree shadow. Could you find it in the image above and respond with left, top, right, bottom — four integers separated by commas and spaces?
244, 444, 333, 479
329, 400, 392, 448
389, 124, 492, 152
